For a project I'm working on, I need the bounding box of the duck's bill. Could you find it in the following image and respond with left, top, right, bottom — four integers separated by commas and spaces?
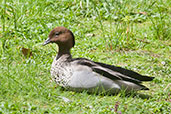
43, 38, 51, 46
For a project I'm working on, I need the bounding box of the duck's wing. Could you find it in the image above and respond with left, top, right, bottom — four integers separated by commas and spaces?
94, 61, 154, 82
70, 58, 154, 84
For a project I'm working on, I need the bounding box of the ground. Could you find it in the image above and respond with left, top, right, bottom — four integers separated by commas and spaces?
0, 0, 170, 113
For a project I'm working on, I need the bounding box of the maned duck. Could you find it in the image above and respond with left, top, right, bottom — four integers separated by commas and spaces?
43, 26, 154, 94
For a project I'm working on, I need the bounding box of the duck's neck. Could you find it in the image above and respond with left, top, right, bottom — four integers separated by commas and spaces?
56, 47, 72, 60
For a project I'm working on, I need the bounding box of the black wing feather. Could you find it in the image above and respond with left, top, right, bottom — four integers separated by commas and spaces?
94, 61, 154, 81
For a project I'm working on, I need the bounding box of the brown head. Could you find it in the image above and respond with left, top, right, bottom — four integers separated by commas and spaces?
43, 27, 75, 51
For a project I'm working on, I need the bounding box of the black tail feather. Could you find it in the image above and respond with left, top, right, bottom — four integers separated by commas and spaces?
141, 76, 155, 81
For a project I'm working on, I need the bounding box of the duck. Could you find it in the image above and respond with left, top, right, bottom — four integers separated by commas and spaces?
43, 26, 154, 94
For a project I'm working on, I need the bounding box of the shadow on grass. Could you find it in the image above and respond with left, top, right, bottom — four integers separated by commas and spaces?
118, 92, 152, 99
59, 87, 152, 100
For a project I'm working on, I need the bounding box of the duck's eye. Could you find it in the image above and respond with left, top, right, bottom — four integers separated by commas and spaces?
55, 32, 60, 36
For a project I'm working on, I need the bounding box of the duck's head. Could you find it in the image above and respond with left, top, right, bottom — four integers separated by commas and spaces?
43, 27, 75, 50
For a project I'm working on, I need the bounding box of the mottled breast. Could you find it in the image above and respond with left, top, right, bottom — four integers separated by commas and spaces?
50, 58, 73, 87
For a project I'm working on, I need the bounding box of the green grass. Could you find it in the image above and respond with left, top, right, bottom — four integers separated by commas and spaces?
0, 0, 171, 113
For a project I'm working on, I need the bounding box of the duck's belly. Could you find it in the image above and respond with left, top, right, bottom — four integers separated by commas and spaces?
67, 70, 142, 94
67, 69, 122, 94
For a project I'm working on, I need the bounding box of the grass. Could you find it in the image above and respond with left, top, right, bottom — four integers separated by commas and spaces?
0, 0, 171, 113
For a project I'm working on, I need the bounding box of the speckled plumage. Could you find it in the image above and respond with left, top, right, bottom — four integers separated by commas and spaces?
51, 54, 73, 87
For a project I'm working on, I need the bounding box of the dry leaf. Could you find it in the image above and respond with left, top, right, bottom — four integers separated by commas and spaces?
138, 12, 147, 15
115, 101, 120, 112
21, 47, 33, 57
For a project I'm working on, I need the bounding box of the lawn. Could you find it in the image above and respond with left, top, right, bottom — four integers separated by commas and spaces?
0, 0, 171, 113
